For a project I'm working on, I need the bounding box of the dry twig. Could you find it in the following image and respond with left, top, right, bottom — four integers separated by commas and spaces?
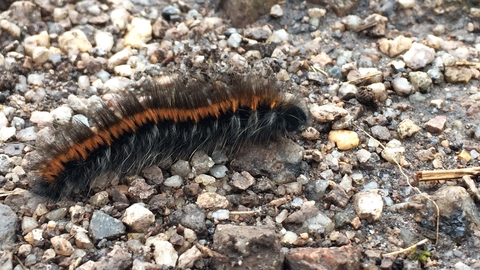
352, 123, 440, 245
415, 167, 480, 182
196, 243, 229, 261
382, 238, 429, 257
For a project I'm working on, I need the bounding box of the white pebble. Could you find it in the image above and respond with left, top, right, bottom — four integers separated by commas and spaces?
151, 240, 178, 267
164, 175, 183, 188
0, 20, 21, 38
270, 4, 283, 18
266, 29, 289, 43
51, 106, 73, 125
32, 46, 51, 64
114, 65, 133, 77
122, 203, 155, 232
58, 29, 93, 54
354, 190, 384, 223
403, 42, 435, 69
95, 31, 114, 53
0, 127, 16, 142
212, 209, 230, 221
124, 18, 152, 48
27, 74, 45, 86
282, 231, 298, 244
78, 75, 90, 90
227, 33, 242, 48
30, 111, 54, 127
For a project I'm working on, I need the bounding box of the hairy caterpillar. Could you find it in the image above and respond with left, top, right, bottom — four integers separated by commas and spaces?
31, 73, 307, 199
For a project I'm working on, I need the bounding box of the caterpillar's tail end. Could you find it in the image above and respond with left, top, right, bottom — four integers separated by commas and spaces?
283, 105, 308, 132
30, 176, 63, 201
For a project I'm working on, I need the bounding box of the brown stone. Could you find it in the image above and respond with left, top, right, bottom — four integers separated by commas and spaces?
285, 245, 361, 270
424, 116, 447, 133
215, 0, 279, 28
467, 101, 480, 116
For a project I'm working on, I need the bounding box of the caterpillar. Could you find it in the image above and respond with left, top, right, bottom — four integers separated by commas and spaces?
31, 72, 307, 200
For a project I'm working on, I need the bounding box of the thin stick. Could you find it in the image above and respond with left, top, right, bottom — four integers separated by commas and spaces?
382, 238, 429, 257
310, 65, 328, 76
415, 167, 480, 181
352, 123, 440, 245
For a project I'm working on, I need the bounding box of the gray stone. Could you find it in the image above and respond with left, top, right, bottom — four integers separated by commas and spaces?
370, 125, 391, 141
44, 208, 67, 221
0, 204, 18, 247
392, 77, 413, 96
0, 155, 12, 174
190, 151, 215, 175
169, 204, 206, 236
89, 210, 126, 241
338, 83, 357, 100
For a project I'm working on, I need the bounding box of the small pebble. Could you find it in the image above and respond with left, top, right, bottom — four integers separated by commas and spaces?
397, 119, 420, 139
403, 42, 435, 69
425, 116, 447, 133
328, 130, 359, 150
124, 18, 152, 48
270, 4, 283, 18
196, 192, 229, 209
163, 175, 184, 188
51, 236, 75, 256
353, 190, 384, 223
122, 203, 155, 232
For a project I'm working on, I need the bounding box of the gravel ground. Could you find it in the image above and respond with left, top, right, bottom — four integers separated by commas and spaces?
1, 0, 480, 269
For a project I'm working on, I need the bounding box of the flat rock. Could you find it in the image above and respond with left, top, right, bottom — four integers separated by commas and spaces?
309, 104, 348, 122
169, 204, 207, 236
0, 203, 18, 248
429, 186, 480, 238
370, 125, 391, 141
285, 245, 361, 270
211, 224, 282, 270
196, 192, 229, 209
93, 244, 132, 270
231, 171, 255, 190
89, 210, 126, 241
445, 67, 472, 83
425, 116, 447, 133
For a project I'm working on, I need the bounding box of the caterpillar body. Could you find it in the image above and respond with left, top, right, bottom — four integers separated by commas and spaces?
32, 73, 307, 200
